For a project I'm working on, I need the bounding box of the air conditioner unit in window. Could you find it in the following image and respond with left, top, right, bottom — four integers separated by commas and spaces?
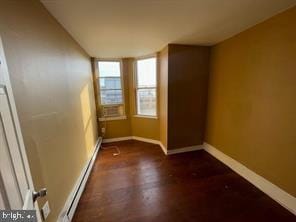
102, 105, 124, 117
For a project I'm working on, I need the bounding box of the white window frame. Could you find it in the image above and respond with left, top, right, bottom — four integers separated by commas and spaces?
96, 59, 126, 120
134, 56, 158, 118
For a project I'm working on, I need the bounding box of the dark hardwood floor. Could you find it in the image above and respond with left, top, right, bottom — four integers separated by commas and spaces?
73, 140, 296, 222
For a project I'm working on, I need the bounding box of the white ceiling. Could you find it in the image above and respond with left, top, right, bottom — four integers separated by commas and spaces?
41, 0, 296, 58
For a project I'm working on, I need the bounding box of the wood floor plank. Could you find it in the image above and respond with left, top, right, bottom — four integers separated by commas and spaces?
73, 140, 296, 222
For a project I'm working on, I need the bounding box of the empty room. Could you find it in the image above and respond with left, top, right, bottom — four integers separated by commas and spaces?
0, 0, 295, 221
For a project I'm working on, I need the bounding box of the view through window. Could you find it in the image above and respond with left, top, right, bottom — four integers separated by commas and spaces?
98, 61, 123, 105
135, 57, 157, 116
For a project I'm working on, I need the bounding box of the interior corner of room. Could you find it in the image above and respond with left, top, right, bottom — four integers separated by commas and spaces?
0, 1, 295, 222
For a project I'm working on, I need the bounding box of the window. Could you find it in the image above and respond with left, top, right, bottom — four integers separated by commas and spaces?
97, 60, 125, 117
135, 57, 157, 117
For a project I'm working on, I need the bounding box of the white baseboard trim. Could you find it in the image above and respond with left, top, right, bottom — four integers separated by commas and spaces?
133, 136, 170, 155
203, 142, 296, 215
132, 136, 160, 145
167, 145, 203, 155
103, 136, 168, 155
102, 136, 133, 143
102, 136, 160, 144
159, 142, 167, 155
102, 136, 205, 156
58, 137, 102, 222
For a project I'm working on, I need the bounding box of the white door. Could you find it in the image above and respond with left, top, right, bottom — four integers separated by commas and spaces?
0, 36, 43, 220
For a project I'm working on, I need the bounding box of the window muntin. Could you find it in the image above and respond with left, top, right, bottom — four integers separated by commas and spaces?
97, 61, 123, 105
135, 57, 157, 117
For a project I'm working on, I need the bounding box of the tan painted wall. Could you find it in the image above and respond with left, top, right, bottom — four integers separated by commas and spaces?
159, 47, 169, 148
206, 6, 296, 196
91, 57, 103, 137
0, 1, 98, 221
168, 44, 210, 150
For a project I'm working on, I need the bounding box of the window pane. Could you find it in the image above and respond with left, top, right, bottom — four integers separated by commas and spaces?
137, 58, 156, 87
99, 77, 121, 90
97, 60, 124, 106
98, 61, 120, 77
100, 89, 123, 105
137, 88, 156, 116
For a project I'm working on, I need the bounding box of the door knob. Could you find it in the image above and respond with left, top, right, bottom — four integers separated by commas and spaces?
33, 188, 47, 202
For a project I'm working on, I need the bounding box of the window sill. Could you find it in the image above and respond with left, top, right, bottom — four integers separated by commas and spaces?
99, 116, 127, 121
133, 115, 158, 119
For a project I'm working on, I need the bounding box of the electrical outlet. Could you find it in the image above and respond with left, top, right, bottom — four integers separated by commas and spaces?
41, 201, 50, 221
101, 127, 106, 134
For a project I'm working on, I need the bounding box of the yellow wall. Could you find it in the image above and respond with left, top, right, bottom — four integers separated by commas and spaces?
158, 47, 168, 148
206, 6, 296, 196
96, 58, 160, 140
0, 1, 98, 221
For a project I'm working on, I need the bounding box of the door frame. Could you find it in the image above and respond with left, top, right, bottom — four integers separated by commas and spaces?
0, 36, 42, 221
